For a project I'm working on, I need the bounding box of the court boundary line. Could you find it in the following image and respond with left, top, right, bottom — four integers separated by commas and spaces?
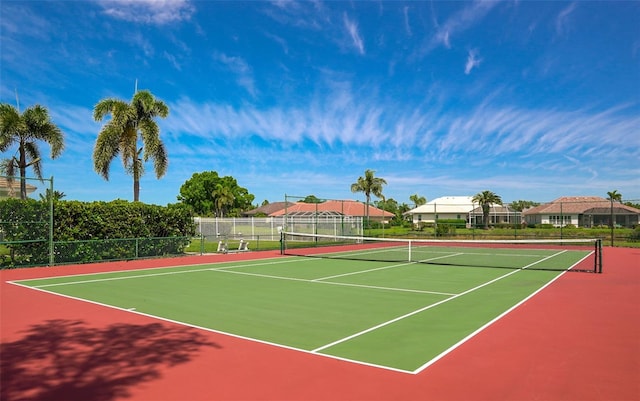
412, 250, 595, 373
13, 257, 318, 288
311, 250, 568, 354
7, 248, 590, 375
212, 268, 457, 296
17, 257, 458, 296
7, 280, 415, 375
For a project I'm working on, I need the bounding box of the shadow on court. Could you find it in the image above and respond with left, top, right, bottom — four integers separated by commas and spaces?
0, 319, 221, 401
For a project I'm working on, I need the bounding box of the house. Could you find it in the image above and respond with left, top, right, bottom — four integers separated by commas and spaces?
522, 196, 640, 228
469, 204, 522, 227
0, 177, 37, 199
268, 200, 395, 222
243, 201, 295, 217
405, 196, 476, 226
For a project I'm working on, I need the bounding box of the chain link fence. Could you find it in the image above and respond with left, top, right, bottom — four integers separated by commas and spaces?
192, 215, 364, 252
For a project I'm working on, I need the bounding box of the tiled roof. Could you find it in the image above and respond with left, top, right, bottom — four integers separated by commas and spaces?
523, 196, 640, 215
269, 200, 394, 217
243, 202, 295, 216
0, 177, 37, 197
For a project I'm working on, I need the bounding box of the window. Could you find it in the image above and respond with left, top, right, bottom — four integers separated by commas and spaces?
549, 215, 572, 225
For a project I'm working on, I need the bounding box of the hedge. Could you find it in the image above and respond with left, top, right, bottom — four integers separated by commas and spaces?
0, 199, 195, 266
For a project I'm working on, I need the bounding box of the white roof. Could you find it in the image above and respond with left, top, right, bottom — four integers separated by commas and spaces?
407, 196, 475, 214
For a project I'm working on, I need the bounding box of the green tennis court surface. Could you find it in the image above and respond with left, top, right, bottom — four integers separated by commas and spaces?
13, 247, 594, 373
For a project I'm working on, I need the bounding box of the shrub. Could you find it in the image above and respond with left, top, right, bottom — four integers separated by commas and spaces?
0, 199, 195, 266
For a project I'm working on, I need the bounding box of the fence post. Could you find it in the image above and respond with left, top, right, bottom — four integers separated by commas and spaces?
49, 176, 54, 266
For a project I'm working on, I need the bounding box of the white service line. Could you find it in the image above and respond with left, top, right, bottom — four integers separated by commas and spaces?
311, 250, 568, 353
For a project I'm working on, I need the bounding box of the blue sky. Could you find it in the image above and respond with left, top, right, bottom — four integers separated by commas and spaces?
1, 0, 639, 206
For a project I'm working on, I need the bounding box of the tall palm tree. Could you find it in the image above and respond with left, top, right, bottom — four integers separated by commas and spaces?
93, 90, 169, 202
350, 169, 387, 227
213, 183, 235, 217
472, 190, 502, 229
607, 190, 622, 229
0, 103, 64, 199
409, 194, 427, 208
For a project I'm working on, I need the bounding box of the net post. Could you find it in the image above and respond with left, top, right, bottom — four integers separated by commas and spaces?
408, 240, 412, 262
596, 239, 603, 273
280, 230, 285, 255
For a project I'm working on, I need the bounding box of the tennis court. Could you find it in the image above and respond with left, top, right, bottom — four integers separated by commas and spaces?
9, 237, 599, 374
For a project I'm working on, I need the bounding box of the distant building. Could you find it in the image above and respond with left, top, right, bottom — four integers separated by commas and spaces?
243, 202, 295, 217
523, 196, 640, 228
0, 177, 37, 199
469, 204, 522, 227
267, 200, 395, 222
404, 196, 476, 226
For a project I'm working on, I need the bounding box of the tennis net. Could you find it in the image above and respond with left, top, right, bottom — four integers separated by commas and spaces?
281, 232, 603, 273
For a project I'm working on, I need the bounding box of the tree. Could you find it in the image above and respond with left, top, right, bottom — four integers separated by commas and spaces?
607, 190, 622, 229
213, 183, 235, 217
177, 171, 254, 216
472, 190, 502, 229
510, 200, 540, 212
409, 194, 426, 208
93, 90, 169, 202
350, 169, 387, 227
302, 195, 322, 203
39, 189, 66, 202
0, 103, 64, 199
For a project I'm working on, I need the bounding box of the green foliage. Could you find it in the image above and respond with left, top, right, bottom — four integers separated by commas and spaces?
409, 194, 426, 207
472, 190, 503, 229
302, 195, 322, 203
435, 223, 456, 237
0, 198, 49, 264
92, 90, 169, 202
0, 199, 195, 266
177, 171, 255, 216
0, 103, 65, 199
437, 219, 466, 227
510, 200, 540, 212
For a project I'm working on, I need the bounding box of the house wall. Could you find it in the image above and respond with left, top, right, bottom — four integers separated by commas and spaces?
540, 214, 578, 227
412, 212, 467, 224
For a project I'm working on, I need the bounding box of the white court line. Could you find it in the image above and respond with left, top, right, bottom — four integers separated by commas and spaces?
7, 249, 578, 375
212, 268, 457, 296
311, 250, 568, 354
312, 252, 464, 282
412, 249, 592, 374
22, 257, 316, 288
7, 280, 414, 375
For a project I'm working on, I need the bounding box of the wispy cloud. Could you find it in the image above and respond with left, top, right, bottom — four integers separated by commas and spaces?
403, 6, 412, 37
162, 87, 639, 175
343, 12, 365, 55
464, 49, 482, 74
421, 0, 498, 54
98, 0, 195, 25
555, 2, 577, 37
163, 51, 181, 71
212, 52, 257, 97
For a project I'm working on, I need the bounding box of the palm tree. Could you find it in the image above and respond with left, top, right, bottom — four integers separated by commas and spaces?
213, 183, 235, 217
409, 194, 427, 208
472, 190, 502, 229
607, 190, 622, 229
93, 90, 169, 202
0, 103, 64, 199
39, 188, 66, 202
350, 169, 387, 227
